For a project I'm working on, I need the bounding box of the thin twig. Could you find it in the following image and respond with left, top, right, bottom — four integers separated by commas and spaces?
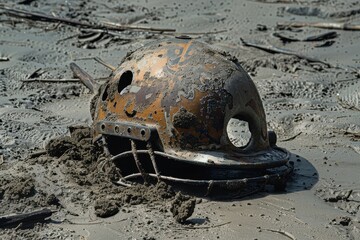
70, 62, 98, 93
0, 5, 176, 33
277, 21, 360, 31
26, 68, 44, 79
273, 31, 338, 42
172, 29, 227, 35
29, 150, 47, 158
81, 28, 226, 38
262, 228, 297, 240
22, 78, 80, 82
78, 28, 134, 39
1, 5, 95, 28
65, 219, 103, 225
179, 221, 231, 230
280, 132, 302, 142
240, 38, 330, 66
102, 21, 176, 32
1, 5, 226, 36
94, 57, 116, 71
160, 29, 227, 37
0, 208, 53, 228
64, 218, 127, 225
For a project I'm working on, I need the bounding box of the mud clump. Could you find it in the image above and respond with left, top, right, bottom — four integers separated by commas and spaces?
95, 198, 119, 218
43, 126, 195, 223
46, 127, 102, 163
46, 136, 77, 158
317, 188, 352, 202
316, 187, 360, 215
4, 177, 35, 200
69, 125, 92, 143
116, 181, 175, 206
0, 174, 55, 217
331, 216, 352, 226
170, 192, 196, 223
46, 194, 60, 206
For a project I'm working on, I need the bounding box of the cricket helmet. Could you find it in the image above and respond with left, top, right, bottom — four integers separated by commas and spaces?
92, 37, 292, 191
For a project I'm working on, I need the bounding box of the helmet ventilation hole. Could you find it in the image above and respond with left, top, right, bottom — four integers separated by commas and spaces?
101, 85, 109, 101
118, 70, 133, 93
227, 118, 251, 148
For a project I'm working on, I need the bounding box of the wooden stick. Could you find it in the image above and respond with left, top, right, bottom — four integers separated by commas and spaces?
0, 208, 53, 228
65, 219, 104, 225
280, 132, 302, 142
70, 63, 98, 93
161, 29, 227, 36
94, 57, 116, 71
178, 221, 231, 230
273, 31, 338, 42
22, 78, 80, 82
262, 228, 297, 240
82, 25, 225, 37
240, 38, 330, 66
102, 21, 176, 32
277, 21, 360, 31
1, 6, 223, 38
29, 150, 47, 158
1, 5, 95, 28
78, 28, 134, 39
0, 5, 176, 33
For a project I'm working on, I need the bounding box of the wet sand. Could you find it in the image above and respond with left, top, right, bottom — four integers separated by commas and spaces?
0, 0, 360, 239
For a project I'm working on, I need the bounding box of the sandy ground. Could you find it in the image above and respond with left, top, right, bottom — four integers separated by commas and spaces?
1, 0, 360, 239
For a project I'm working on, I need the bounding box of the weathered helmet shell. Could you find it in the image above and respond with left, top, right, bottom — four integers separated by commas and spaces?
93, 37, 288, 168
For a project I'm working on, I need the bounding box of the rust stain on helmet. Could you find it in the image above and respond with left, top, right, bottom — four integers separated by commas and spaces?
95, 38, 269, 150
